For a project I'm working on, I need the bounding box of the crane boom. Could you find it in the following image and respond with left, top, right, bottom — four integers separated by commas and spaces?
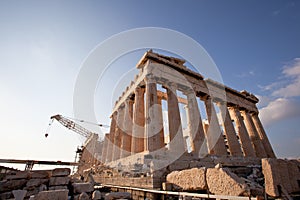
50, 114, 94, 138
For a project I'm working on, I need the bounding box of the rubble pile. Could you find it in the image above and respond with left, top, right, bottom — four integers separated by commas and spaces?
0, 168, 103, 200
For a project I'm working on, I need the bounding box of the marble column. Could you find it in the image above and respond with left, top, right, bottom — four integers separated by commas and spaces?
157, 95, 165, 149
241, 110, 267, 158
203, 96, 227, 155
251, 112, 276, 158
112, 106, 125, 161
131, 86, 145, 154
145, 75, 163, 152
106, 112, 117, 162
185, 90, 206, 156
120, 98, 133, 158
217, 102, 243, 156
101, 133, 109, 163
228, 106, 256, 157
166, 83, 185, 153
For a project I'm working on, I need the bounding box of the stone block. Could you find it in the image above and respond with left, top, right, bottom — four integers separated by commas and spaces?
166, 168, 207, 191
30, 170, 51, 179
5, 171, 30, 180
51, 168, 71, 177
206, 168, 249, 196
92, 190, 101, 200
73, 182, 94, 194
262, 158, 300, 197
49, 176, 70, 186
12, 189, 27, 200
25, 188, 40, 198
104, 192, 131, 200
0, 191, 13, 199
49, 185, 68, 190
79, 192, 89, 200
34, 189, 68, 200
26, 179, 48, 189
0, 179, 27, 192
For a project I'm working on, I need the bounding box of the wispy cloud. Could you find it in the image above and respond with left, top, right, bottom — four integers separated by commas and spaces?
236, 70, 256, 78
259, 58, 300, 127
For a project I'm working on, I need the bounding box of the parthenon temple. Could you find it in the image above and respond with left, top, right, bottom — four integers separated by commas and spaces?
100, 50, 275, 167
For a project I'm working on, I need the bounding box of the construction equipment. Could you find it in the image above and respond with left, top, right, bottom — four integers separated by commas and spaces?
46, 114, 108, 174
46, 114, 108, 139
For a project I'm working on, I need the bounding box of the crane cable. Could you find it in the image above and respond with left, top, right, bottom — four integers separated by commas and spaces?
45, 115, 109, 138
63, 115, 110, 128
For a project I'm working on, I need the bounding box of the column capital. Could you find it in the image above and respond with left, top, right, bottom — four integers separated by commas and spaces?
144, 73, 156, 84
134, 86, 145, 95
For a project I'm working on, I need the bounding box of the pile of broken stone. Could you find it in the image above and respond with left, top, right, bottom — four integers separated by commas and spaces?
0, 168, 102, 200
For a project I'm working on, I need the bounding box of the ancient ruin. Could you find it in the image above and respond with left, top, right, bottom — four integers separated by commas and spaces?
1, 50, 299, 199
95, 50, 300, 199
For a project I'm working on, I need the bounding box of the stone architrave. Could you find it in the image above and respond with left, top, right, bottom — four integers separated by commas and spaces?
131, 86, 145, 154
251, 113, 276, 158
166, 82, 185, 153
120, 98, 133, 158
185, 91, 205, 156
241, 110, 267, 158
106, 112, 117, 162
145, 75, 163, 152
228, 106, 256, 157
112, 106, 125, 161
217, 102, 243, 156
203, 96, 227, 155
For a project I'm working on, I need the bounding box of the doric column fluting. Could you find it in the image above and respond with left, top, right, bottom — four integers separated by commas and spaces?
157, 95, 165, 149
203, 96, 227, 155
112, 105, 125, 161
101, 133, 109, 163
251, 112, 276, 158
131, 86, 145, 154
144, 75, 164, 152
241, 110, 267, 158
217, 102, 243, 156
106, 112, 117, 162
166, 82, 185, 153
228, 106, 256, 157
185, 90, 206, 156
120, 98, 133, 158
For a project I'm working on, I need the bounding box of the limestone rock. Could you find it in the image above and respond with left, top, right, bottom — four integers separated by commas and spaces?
49, 176, 70, 186
92, 190, 101, 200
5, 171, 30, 180
262, 158, 300, 197
0, 191, 13, 199
104, 192, 131, 200
49, 185, 68, 190
73, 182, 94, 194
12, 189, 27, 200
166, 168, 207, 191
79, 192, 90, 200
206, 168, 249, 196
52, 168, 71, 177
30, 170, 51, 179
26, 179, 48, 189
0, 179, 27, 192
34, 189, 68, 200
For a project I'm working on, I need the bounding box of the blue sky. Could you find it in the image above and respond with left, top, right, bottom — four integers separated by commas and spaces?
0, 1, 299, 169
